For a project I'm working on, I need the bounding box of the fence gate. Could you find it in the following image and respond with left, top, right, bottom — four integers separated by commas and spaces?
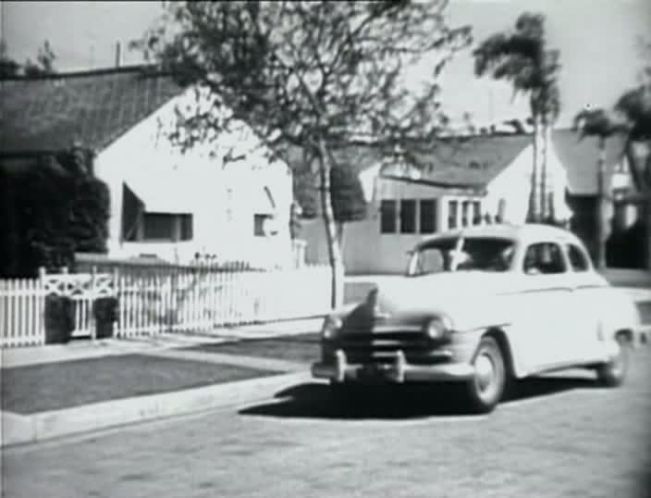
42, 271, 115, 339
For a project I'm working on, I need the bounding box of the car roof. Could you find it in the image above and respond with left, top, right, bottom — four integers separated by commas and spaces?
417, 223, 585, 248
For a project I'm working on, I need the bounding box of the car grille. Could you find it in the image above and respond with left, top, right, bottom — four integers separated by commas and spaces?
337, 331, 431, 364
328, 305, 450, 365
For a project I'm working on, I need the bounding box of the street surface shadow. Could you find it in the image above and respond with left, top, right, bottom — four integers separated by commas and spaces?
239, 374, 602, 420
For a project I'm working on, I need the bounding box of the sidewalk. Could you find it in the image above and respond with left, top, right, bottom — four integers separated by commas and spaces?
2, 280, 650, 449
0, 318, 323, 448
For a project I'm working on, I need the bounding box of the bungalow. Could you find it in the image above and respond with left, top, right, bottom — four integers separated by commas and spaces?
296, 130, 641, 274
0, 66, 295, 268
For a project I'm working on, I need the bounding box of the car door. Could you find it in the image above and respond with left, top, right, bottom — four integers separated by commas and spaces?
513, 241, 575, 371
562, 242, 606, 361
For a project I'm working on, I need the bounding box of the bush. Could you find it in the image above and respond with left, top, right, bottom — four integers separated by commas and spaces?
93, 297, 118, 339
0, 147, 110, 278
44, 295, 74, 344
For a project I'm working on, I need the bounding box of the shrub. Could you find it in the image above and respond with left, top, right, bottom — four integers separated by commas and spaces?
44, 295, 74, 344
93, 297, 118, 339
0, 147, 110, 278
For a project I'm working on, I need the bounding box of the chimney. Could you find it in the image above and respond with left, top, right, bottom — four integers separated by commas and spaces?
114, 41, 122, 68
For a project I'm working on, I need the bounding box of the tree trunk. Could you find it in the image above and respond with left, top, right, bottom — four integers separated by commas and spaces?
336, 222, 345, 250
317, 138, 344, 309
595, 137, 608, 269
528, 114, 543, 222
540, 121, 552, 221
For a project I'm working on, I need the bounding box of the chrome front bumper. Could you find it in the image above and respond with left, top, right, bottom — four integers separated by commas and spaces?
311, 349, 474, 383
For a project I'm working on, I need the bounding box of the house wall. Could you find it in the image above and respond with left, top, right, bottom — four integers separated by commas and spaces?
301, 143, 573, 275
94, 86, 294, 267
302, 178, 483, 274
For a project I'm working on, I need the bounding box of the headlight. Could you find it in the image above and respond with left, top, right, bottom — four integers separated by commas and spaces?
423, 316, 453, 340
321, 315, 342, 340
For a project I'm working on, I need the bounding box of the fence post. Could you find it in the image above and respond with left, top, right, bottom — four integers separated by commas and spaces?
113, 267, 119, 338
38, 267, 46, 345
90, 266, 97, 341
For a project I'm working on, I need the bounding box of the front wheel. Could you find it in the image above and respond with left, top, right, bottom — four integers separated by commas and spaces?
465, 336, 506, 413
596, 335, 630, 387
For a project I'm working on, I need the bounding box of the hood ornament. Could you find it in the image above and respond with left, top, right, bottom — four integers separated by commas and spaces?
366, 287, 391, 319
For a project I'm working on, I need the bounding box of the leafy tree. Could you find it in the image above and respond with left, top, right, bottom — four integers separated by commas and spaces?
0, 147, 109, 278
573, 108, 628, 268
24, 41, 57, 76
473, 12, 560, 222
0, 40, 57, 79
0, 41, 21, 78
134, 0, 471, 306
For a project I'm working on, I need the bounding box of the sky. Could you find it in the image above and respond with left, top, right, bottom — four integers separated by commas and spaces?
1, 0, 650, 129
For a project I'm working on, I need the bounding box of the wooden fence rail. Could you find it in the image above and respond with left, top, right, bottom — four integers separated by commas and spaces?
0, 263, 332, 348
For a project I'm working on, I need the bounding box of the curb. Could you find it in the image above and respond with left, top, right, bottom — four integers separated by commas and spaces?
1, 370, 312, 448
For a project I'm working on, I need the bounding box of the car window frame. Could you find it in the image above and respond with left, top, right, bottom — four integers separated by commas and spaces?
521, 241, 568, 276
565, 243, 591, 273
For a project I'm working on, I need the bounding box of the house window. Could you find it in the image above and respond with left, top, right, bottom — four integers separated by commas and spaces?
143, 213, 193, 241
461, 200, 471, 227
254, 214, 275, 237
448, 200, 458, 229
472, 201, 481, 225
380, 200, 397, 234
420, 199, 437, 234
180, 214, 193, 240
400, 199, 416, 234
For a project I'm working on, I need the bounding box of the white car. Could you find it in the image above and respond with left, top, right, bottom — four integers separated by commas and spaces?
312, 224, 641, 413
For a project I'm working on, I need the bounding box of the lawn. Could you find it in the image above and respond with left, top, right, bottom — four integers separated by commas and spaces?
186, 333, 321, 364
1, 354, 276, 414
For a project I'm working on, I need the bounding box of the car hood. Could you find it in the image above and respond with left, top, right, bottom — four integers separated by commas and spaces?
353, 272, 522, 331
374, 272, 516, 307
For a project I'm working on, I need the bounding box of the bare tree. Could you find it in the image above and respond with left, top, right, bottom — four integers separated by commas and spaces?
133, 0, 471, 307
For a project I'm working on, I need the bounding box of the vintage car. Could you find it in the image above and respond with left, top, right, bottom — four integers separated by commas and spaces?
311, 224, 641, 413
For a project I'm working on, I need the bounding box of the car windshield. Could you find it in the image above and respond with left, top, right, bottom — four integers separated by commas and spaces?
407, 236, 516, 276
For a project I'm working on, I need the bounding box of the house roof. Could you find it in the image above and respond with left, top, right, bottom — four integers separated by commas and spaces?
400, 134, 532, 188
551, 128, 628, 196
1, 66, 626, 197
0, 65, 182, 154
288, 129, 629, 207
286, 134, 532, 198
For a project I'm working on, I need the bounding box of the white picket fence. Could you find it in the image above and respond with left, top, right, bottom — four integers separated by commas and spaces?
113, 265, 332, 337
0, 264, 334, 348
0, 279, 46, 347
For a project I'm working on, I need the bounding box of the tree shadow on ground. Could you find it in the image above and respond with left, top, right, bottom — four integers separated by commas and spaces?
238, 374, 602, 420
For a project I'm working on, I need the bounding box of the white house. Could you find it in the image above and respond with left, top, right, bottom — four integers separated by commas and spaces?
297, 134, 574, 274
0, 66, 295, 268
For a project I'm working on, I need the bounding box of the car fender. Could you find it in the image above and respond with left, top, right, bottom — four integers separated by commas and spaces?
596, 287, 640, 345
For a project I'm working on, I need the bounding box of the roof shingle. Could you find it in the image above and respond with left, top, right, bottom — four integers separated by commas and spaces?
0, 66, 182, 154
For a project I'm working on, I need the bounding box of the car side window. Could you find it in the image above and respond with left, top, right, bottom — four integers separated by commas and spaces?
567, 244, 589, 272
523, 243, 567, 275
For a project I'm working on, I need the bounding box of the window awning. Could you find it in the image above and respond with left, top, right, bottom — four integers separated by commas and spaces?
124, 168, 197, 214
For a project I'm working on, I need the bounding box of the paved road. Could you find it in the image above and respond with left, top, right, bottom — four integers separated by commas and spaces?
3, 348, 651, 498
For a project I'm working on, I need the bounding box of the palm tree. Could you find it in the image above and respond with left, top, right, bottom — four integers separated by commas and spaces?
615, 84, 651, 268
473, 12, 560, 222
573, 108, 627, 269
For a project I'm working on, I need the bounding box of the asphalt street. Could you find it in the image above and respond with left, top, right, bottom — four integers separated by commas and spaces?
3, 347, 650, 498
